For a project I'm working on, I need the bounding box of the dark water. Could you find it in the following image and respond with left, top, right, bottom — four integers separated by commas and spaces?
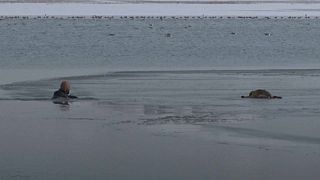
1, 18, 320, 180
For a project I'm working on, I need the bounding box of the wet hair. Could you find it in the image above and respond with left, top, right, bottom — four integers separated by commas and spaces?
60, 80, 70, 94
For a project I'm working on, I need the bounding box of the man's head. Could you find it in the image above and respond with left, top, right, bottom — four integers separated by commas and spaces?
60, 80, 71, 94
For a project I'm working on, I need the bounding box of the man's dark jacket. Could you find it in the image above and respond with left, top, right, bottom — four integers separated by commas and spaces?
52, 89, 78, 99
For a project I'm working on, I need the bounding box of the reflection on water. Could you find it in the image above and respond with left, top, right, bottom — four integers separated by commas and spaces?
56, 102, 71, 111
52, 99, 69, 105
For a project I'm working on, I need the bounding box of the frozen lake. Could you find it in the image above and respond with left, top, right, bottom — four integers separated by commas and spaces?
1, 17, 320, 179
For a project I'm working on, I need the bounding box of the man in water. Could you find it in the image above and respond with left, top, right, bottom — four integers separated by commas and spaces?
52, 80, 78, 99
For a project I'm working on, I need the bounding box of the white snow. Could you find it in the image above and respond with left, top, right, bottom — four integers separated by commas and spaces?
1, 3, 320, 16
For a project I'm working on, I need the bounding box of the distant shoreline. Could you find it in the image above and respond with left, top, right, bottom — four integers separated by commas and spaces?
2, 0, 320, 4
1, 15, 319, 19
1, 3, 320, 17
128, 0, 320, 4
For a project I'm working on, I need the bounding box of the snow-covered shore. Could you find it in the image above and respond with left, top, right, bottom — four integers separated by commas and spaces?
1, 2, 320, 16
